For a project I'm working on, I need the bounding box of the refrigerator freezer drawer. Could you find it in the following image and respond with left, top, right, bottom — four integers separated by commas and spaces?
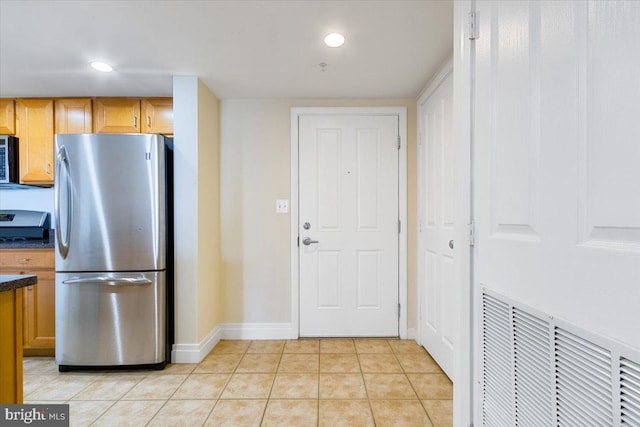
55, 271, 165, 368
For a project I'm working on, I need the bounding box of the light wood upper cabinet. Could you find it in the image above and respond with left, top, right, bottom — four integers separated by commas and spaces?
15, 99, 54, 185
93, 98, 141, 133
0, 99, 16, 134
142, 98, 173, 134
55, 98, 92, 134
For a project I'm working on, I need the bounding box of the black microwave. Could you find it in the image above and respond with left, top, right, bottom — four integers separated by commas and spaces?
0, 135, 18, 183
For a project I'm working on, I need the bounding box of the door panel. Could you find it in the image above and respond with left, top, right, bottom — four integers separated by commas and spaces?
474, 0, 640, 422
418, 72, 455, 377
299, 115, 399, 337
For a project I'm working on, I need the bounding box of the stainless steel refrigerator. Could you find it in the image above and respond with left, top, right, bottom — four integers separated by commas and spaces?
54, 133, 171, 371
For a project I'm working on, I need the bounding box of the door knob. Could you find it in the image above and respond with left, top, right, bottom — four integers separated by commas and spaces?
302, 237, 319, 246
449, 240, 454, 249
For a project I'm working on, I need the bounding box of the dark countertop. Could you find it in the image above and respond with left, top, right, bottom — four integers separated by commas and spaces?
0, 274, 37, 292
0, 234, 55, 250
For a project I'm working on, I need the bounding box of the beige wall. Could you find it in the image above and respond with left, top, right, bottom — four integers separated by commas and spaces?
173, 76, 222, 347
220, 99, 418, 331
197, 80, 223, 340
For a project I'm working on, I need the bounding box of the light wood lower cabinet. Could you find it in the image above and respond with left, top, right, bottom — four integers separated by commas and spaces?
0, 287, 24, 403
0, 249, 55, 356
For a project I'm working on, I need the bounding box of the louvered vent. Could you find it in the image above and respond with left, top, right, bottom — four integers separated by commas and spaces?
621, 358, 640, 426
513, 309, 552, 427
555, 328, 613, 426
482, 293, 514, 426
481, 290, 640, 427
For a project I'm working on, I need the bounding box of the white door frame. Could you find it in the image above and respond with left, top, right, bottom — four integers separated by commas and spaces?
452, 0, 474, 425
290, 106, 408, 339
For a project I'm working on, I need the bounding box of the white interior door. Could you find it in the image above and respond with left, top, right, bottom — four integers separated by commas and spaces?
299, 114, 399, 337
418, 72, 455, 378
473, 0, 640, 422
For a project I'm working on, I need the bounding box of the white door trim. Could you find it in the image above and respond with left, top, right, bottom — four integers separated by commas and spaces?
290, 106, 408, 339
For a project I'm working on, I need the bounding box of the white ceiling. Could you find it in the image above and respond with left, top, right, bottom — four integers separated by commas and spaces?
0, 0, 453, 99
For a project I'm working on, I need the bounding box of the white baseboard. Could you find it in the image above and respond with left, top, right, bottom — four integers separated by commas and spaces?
171, 323, 294, 363
222, 323, 294, 340
171, 325, 222, 364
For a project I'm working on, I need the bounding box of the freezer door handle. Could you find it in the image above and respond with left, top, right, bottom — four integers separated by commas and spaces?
62, 277, 153, 286
55, 145, 73, 259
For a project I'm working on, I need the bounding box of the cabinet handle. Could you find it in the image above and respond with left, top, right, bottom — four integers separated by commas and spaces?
146, 116, 151, 127
16, 258, 31, 263
46, 163, 51, 174
133, 116, 137, 127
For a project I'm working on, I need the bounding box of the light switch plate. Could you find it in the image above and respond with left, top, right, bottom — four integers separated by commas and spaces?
276, 199, 288, 213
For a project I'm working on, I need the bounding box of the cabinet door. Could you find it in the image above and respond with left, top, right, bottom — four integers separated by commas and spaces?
15, 99, 54, 185
22, 270, 55, 355
93, 98, 141, 133
0, 99, 16, 134
0, 268, 55, 356
141, 98, 173, 134
55, 98, 92, 134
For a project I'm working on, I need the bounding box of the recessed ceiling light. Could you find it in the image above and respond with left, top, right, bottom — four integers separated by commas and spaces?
324, 33, 345, 48
90, 61, 113, 72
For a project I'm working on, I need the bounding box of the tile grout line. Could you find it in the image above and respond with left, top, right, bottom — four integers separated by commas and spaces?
393, 345, 436, 426
144, 369, 192, 426
206, 341, 252, 426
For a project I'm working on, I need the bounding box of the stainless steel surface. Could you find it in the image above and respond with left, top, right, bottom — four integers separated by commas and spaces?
449, 240, 454, 249
56, 271, 165, 366
302, 236, 318, 246
0, 210, 48, 227
54, 133, 169, 368
62, 277, 153, 285
54, 146, 71, 259
303, 222, 311, 230
54, 133, 166, 272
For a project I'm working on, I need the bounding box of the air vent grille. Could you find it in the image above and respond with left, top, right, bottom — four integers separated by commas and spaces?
621, 358, 640, 426
555, 329, 613, 426
482, 294, 514, 426
480, 290, 639, 427
513, 309, 552, 426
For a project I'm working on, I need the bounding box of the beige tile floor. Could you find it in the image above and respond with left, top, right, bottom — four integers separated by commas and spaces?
24, 338, 453, 426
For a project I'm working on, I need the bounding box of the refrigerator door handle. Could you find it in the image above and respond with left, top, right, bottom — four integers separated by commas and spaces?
62, 277, 153, 286
55, 145, 73, 259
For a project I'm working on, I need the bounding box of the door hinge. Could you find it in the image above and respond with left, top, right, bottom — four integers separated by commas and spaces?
468, 220, 475, 246
467, 11, 478, 40
398, 303, 401, 319
297, 236, 299, 247
418, 132, 422, 146
397, 135, 401, 150
398, 219, 401, 234
419, 219, 422, 233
